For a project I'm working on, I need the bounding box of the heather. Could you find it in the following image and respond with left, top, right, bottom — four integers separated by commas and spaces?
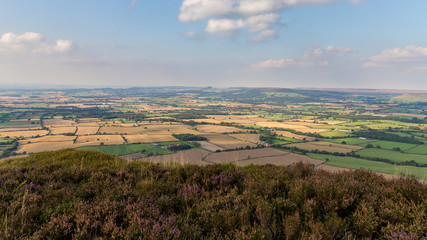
0, 149, 426, 239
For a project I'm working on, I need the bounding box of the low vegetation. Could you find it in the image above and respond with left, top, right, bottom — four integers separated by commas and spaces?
0, 149, 426, 239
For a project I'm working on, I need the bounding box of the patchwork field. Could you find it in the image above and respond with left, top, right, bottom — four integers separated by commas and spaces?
235, 153, 324, 167
78, 143, 171, 156
16, 141, 75, 154
255, 122, 330, 133
287, 141, 363, 153
124, 134, 178, 144
308, 153, 427, 181
75, 127, 99, 135
195, 125, 246, 133
100, 124, 198, 135
43, 119, 76, 127
201, 134, 256, 149
228, 134, 260, 143
49, 127, 77, 135
140, 149, 210, 165
205, 148, 289, 164
19, 135, 75, 144
76, 135, 124, 145
196, 141, 224, 152
275, 131, 317, 141
0, 130, 49, 138
356, 148, 427, 165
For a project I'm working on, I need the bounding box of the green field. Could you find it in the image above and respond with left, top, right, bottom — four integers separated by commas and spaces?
356, 148, 427, 165
78, 143, 172, 156
405, 145, 427, 155
308, 153, 427, 180
319, 130, 352, 138
324, 137, 376, 145
357, 140, 417, 151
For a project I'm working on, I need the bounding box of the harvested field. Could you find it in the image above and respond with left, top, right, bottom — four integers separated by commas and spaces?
287, 141, 363, 153
100, 124, 198, 135
275, 131, 317, 141
205, 148, 287, 164
19, 135, 75, 144
49, 127, 77, 135
0, 130, 49, 138
196, 125, 246, 133
76, 135, 124, 145
309, 141, 364, 150
0, 127, 40, 132
196, 141, 224, 152
16, 141, 75, 154
43, 119, 76, 127
124, 134, 178, 144
201, 134, 255, 149
75, 127, 99, 135
228, 134, 260, 143
141, 149, 210, 165
235, 153, 324, 167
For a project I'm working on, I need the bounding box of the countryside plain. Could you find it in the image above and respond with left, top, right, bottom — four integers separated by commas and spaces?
1, 87, 426, 181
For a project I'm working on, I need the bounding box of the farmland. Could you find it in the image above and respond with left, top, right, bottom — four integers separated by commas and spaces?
0, 87, 426, 181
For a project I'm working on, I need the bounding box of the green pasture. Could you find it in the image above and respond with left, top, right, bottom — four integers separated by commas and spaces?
308, 153, 427, 181
356, 148, 427, 165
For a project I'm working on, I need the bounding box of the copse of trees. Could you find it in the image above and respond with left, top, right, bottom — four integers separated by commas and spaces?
172, 134, 208, 141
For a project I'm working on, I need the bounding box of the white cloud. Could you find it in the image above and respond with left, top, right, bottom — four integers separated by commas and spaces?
179, 0, 234, 22
0, 32, 74, 54
251, 58, 295, 68
205, 13, 280, 41
249, 29, 277, 42
179, 0, 362, 41
251, 45, 355, 69
364, 45, 427, 68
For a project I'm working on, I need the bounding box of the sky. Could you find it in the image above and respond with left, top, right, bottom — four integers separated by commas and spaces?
0, 0, 427, 89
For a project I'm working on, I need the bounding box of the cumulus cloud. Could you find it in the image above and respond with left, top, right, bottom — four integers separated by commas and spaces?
251, 45, 355, 69
364, 45, 427, 67
179, 0, 362, 41
0, 32, 74, 54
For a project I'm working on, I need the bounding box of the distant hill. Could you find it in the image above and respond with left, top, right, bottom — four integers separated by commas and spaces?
0, 149, 426, 239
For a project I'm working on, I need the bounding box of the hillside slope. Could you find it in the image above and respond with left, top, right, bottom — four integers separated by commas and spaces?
0, 149, 426, 239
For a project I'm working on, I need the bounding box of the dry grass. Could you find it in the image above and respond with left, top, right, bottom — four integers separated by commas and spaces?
140, 149, 210, 165
196, 141, 224, 152
49, 127, 76, 135
275, 131, 317, 141
124, 134, 178, 144
287, 141, 363, 154
196, 125, 246, 133
75, 135, 124, 145
201, 134, 255, 149
228, 134, 260, 143
0, 130, 49, 138
75, 127, 99, 136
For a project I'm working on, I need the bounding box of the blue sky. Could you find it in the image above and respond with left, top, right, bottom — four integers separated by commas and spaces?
0, 0, 427, 89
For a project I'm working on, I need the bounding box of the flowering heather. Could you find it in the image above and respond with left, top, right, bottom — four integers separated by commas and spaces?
0, 149, 426, 239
